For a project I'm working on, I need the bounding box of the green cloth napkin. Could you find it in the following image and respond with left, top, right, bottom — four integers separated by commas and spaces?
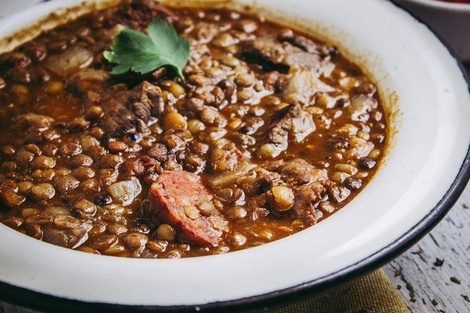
0, 270, 409, 312
273, 269, 410, 313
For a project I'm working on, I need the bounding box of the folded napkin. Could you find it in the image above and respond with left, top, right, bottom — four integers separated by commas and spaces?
274, 269, 410, 313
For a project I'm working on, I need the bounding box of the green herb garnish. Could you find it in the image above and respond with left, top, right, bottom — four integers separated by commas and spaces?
104, 18, 190, 79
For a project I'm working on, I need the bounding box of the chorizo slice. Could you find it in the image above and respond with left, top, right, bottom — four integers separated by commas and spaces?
149, 170, 225, 247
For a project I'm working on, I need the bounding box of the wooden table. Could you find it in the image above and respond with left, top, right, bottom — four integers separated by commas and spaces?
383, 64, 470, 313
383, 182, 470, 312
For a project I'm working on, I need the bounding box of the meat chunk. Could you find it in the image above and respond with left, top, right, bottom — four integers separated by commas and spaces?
243, 36, 336, 101
278, 30, 338, 58
278, 158, 328, 186
249, 158, 333, 225
209, 139, 243, 173
149, 171, 226, 246
237, 167, 283, 196
282, 68, 335, 105
146, 143, 169, 163
347, 94, 378, 123
99, 81, 163, 138
69, 75, 164, 139
278, 31, 320, 53
258, 103, 315, 158
291, 181, 332, 226
242, 36, 322, 73
261, 158, 332, 225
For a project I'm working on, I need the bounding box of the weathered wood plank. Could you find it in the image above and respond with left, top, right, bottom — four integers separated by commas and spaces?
383, 182, 470, 312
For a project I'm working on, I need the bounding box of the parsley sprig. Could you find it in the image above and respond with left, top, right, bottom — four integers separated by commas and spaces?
104, 18, 190, 79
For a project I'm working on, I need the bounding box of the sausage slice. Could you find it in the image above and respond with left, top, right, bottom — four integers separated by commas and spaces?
149, 170, 225, 247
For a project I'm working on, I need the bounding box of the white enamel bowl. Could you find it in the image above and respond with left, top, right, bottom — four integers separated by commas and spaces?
0, 0, 469, 312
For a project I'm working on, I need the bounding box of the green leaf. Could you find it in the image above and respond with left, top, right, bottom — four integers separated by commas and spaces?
104, 18, 190, 79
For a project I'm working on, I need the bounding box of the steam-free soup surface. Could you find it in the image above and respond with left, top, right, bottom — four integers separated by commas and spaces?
0, 0, 387, 258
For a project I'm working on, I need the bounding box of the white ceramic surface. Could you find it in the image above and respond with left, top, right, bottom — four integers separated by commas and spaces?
0, 0, 469, 310
0, 0, 41, 19
394, 0, 470, 61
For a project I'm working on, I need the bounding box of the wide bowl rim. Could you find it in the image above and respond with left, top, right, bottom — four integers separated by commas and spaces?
1, 0, 470, 312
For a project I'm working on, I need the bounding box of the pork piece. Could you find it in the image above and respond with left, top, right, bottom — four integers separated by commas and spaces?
242, 36, 322, 73
100, 81, 163, 138
209, 139, 243, 173
149, 170, 227, 246
278, 30, 338, 58
347, 94, 379, 123
282, 68, 335, 105
264, 158, 333, 225
259, 103, 315, 158
278, 31, 319, 53
67, 70, 164, 139
237, 167, 283, 196
277, 158, 328, 186
291, 180, 333, 226
253, 167, 283, 192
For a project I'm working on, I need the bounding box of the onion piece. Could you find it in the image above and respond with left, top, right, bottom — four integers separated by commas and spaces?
45, 46, 93, 76
208, 161, 257, 189
107, 177, 142, 206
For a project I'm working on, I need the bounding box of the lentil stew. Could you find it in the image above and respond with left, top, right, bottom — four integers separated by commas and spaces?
0, 0, 387, 258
